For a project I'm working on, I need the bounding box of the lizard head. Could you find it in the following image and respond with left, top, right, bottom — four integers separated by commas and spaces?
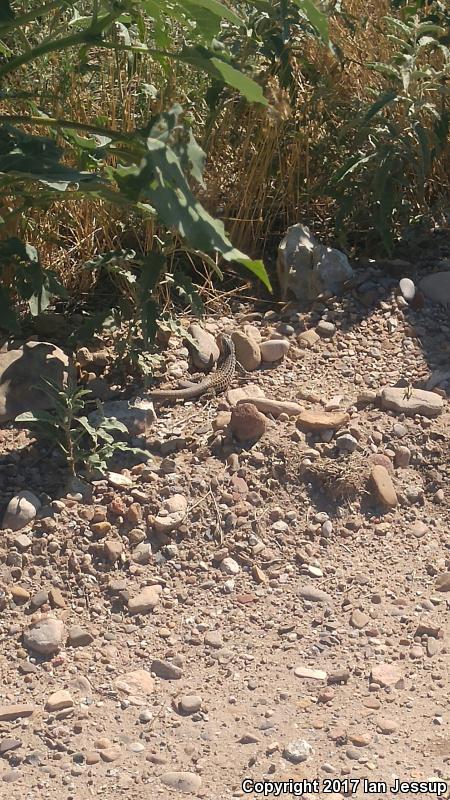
216, 332, 233, 355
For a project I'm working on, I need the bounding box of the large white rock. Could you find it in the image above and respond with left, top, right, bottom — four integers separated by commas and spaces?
277, 224, 353, 303
2, 490, 41, 531
24, 617, 65, 655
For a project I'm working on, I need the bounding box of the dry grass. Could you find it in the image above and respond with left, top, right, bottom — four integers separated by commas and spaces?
2, 0, 449, 300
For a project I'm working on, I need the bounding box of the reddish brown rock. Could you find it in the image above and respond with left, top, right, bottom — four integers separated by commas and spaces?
230, 403, 267, 442
371, 465, 398, 507
296, 410, 349, 431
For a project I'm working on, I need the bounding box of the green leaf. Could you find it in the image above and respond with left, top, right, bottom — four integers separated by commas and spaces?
294, 0, 329, 43
181, 0, 243, 27
364, 91, 398, 121
210, 58, 267, 105
179, 47, 267, 105
113, 136, 271, 290
416, 23, 446, 37
77, 415, 100, 440
15, 410, 56, 424
100, 417, 129, 434
0, 1, 14, 25
366, 62, 400, 80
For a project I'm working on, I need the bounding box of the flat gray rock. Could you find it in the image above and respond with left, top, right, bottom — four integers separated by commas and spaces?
419, 271, 450, 306
381, 387, 443, 418
299, 584, 332, 603
0, 342, 69, 423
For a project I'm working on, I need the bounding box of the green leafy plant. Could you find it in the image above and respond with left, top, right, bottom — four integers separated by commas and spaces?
16, 378, 148, 477
0, 237, 68, 332
0, 1, 272, 337
328, 5, 449, 252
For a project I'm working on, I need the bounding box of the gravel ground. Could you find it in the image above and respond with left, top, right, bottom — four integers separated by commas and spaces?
0, 247, 449, 800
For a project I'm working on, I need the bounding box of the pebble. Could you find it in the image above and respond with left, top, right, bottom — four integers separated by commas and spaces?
395, 446, 411, 468
371, 465, 398, 507
283, 739, 313, 764
100, 747, 121, 762
179, 695, 202, 714
204, 631, 223, 649
298, 329, 320, 348
294, 666, 327, 681
23, 616, 65, 655
299, 584, 332, 603
435, 573, 450, 592
128, 585, 161, 615
420, 271, 450, 305
0, 704, 36, 722
0, 738, 22, 755
188, 323, 220, 369
45, 690, 74, 713
376, 718, 399, 734
296, 410, 349, 432
114, 669, 155, 698
260, 339, 290, 362
350, 609, 370, 629
237, 397, 302, 417
104, 539, 123, 562
30, 589, 49, 609
399, 277, 416, 302
11, 585, 30, 603
154, 494, 187, 533
336, 433, 358, 452
220, 557, 240, 576
316, 320, 336, 338
68, 626, 94, 647
151, 658, 183, 680
371, 662, 404, 688
160, 771, 202, 793
107, 471, 133, 488
12, 532, 32, 550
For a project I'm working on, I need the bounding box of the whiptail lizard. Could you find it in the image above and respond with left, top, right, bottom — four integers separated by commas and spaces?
148, 333, 236, 402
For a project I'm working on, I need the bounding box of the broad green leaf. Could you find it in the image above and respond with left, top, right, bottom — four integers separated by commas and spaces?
418, 36, 438, 48
382, 16, 412, 37
15, 410, 56, 424
100, 417, 129, 434
222, 253, 271, 290
179, 47, 267, 105
294, 0, 329, 43
28, 285, 51, 316
366, 62, 400, 80
114, 137, 271, 288
77, 415, 100, 441
416, 23, 446, 37
210, 58, 267, 104
183, 0, 243, 27
178, 1, 223, 40
364, 91, 398, 121
414, 122, 431, 174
